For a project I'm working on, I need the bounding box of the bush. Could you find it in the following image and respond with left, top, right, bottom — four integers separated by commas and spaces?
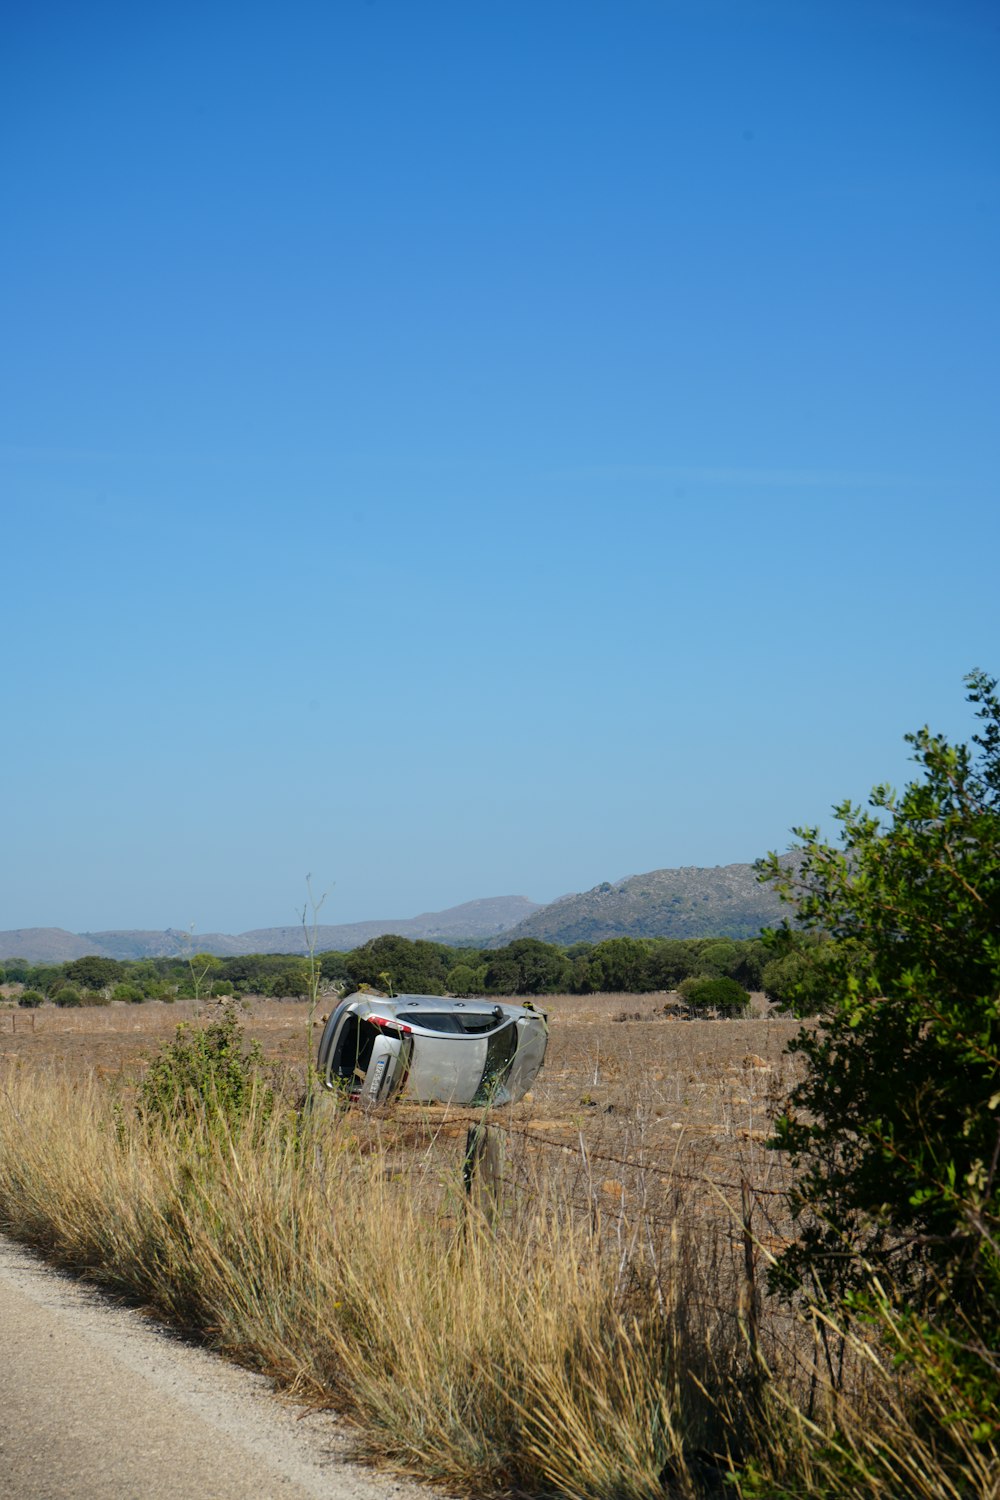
53, 985, 82, 1008
677, 975, 752, 1015
18, 989, 43, 1008
142, 980, 176, 1002
760, 933, 869, 1016
111, 983, 145, 1005
759, 670, 1000, 1346
137, 1004, 273, 1136
80, 989, 111, 1007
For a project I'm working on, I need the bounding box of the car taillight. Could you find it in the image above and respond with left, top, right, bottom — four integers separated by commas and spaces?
369, 1017, 411, 1034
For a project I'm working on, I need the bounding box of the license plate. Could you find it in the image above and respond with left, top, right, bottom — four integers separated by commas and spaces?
368, 1055, 388, 1101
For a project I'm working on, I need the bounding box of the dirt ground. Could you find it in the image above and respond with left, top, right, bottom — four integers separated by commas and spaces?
0, 991, 802, 1210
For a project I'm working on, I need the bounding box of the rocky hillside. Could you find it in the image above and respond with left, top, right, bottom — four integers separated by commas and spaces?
492, 863, 789, 945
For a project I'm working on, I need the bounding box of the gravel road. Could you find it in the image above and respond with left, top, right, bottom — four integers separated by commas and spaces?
0, 1237, 440, 1500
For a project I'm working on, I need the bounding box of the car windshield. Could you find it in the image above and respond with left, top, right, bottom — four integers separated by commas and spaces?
397, 1009, 502, 1035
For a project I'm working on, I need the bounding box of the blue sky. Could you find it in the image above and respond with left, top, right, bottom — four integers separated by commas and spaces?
2, 1, 998, 934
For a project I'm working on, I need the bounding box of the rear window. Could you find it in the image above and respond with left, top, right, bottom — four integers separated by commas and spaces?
397, 1010, 502, 1035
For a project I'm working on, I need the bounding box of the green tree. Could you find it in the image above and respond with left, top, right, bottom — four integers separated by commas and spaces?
587, 937, 650, 993
760, 931, 868, 1015
30, 967, 64, 998
269, 960, 311, 998
216, 954, 306, 995
698, 940, 739, 977
484, 939, 568, 995
645, 939, 699, 991
183, 952, 220, 1002
446, 962, 485, 996
319, 950, 352, 985
729, 937, 769, 991
759, 671, 1000, 1342
346, 935, 452, 995
62, 956, 126, 989
18, 989, 44, 1008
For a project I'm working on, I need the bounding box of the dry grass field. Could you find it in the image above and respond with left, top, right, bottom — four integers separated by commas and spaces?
0, 990, 800, 1205
0, 991, 801, 1322
1, 993, 993, 1497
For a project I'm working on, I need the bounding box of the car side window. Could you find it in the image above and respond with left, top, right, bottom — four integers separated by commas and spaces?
397, 1010, 502, 1035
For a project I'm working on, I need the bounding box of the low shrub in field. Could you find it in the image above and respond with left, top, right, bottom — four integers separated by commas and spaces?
53, 985, 82, 1007
137, 1003, 273, 1136
678, 975, 751, 1015
18, 989, 43, 1008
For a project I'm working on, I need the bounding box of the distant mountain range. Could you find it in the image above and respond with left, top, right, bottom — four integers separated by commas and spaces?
0, 862, 791, 964
0, 897, 541, 964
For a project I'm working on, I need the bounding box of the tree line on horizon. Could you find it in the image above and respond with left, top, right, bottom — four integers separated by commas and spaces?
0, 929, 824, 1014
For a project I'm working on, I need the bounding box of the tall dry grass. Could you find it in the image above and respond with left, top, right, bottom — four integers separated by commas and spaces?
0, 1061, 995, 1498
0, 1065, 753, 1498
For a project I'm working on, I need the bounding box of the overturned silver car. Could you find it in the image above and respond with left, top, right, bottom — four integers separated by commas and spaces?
316, 993, 548, 1107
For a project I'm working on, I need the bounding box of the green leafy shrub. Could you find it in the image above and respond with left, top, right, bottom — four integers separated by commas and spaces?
759, 669, 1000, 1342
268, 963, 310, 998
18, 989, 43, 1008
142, 980, 176, 1002
53, 985, 82, 1008
760, 932, 869, 1016
677, 975, 751, 1014
80, 989, 111, 1007
137, 1004, 273, 1136
111, 983, 146, 1004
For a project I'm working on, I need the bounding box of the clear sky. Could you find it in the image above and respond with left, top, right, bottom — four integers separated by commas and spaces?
2, 1, 998, 935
